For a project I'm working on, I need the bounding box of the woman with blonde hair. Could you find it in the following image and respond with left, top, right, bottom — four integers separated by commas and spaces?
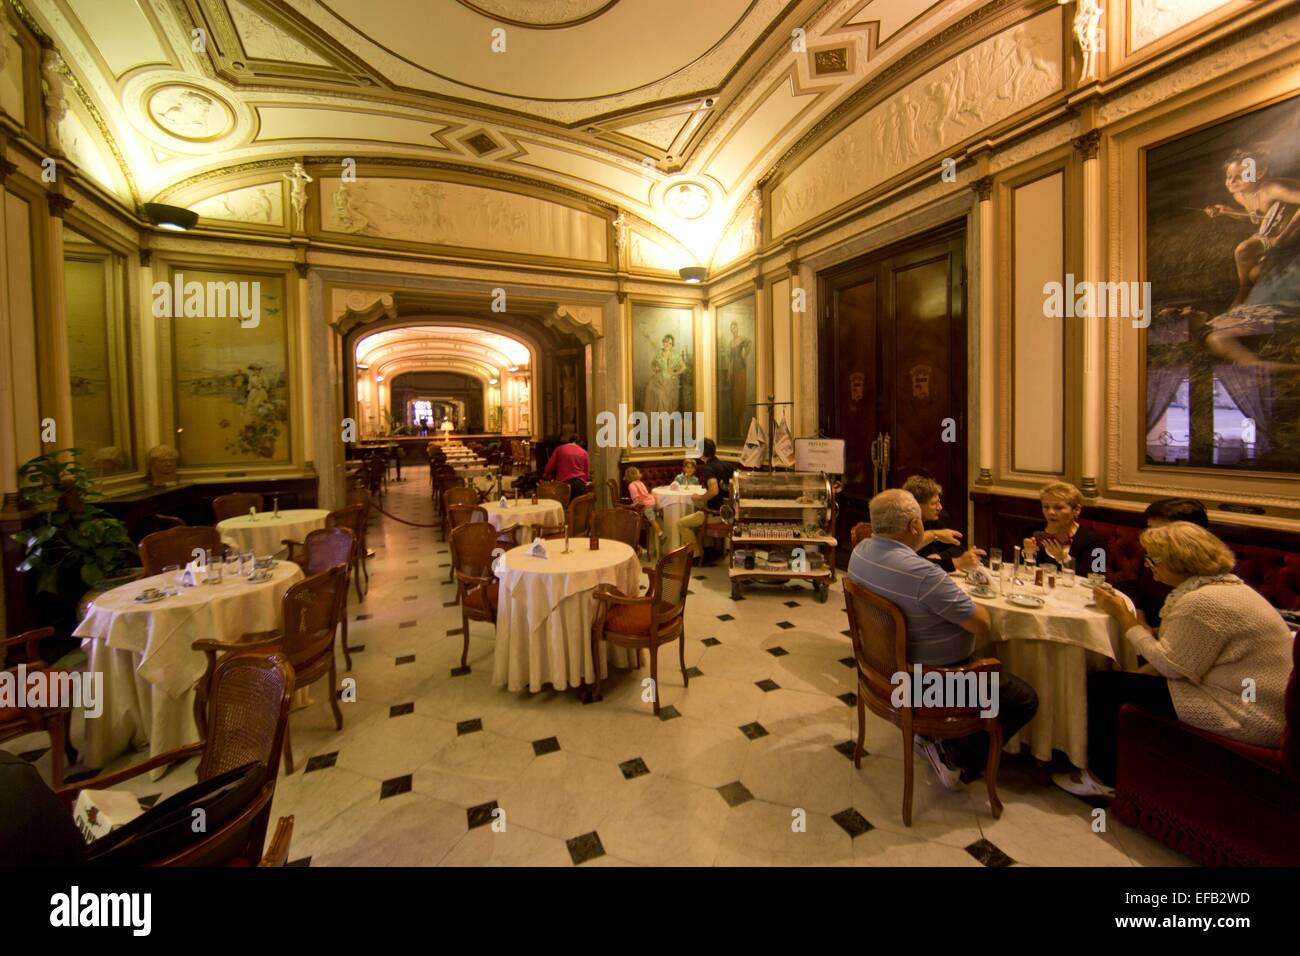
623, 466, 665, 545
1022, 481, 1107, 573
1055, 521, 1293, 798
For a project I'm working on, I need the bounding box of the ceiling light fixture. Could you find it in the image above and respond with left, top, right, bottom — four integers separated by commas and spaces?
489, 377, 499, 385
356, 363, 369, 371
141, 202, 198, 232
679, 266, 707, 284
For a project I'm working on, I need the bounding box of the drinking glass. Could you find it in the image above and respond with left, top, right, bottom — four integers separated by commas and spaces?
163, 565, 181, 597
1023, 555, 1037, 592
1060, 558, 1076, 588
1087, 572, 1105, 589
241, 551, 255, 577
989, 548, 1003, 573
1045, 566, 1056, 590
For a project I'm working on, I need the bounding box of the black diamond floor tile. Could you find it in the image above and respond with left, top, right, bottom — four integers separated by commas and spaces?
838, 656, 855, 668
17, 748, 48, 763
619, 757, 650, 780
137, 793, 162, 808
717, 781, 754, 807
775, 620, 795, 630
765, 646, 789, 657
355, 614, 372, 621
701, 637, 721, 647
833, 739, 864, 761
380, 774, 413, 799
389, 702, 415, 717
966, 838, 1015, 867
457, 718, 483, 735
447, 627, 464, 636
450, 665, 472, 677
442, 601, 458, 608
716, 613, 735, 621
304, 752, 339, 773
755, 679, 780, 692
396, 654, 416, 664
832, 808, 874, 838
837, 692, 857, 707
685, 666, 704, 678
532, 736, 561, 756
784, 600, 801, 608
399, 622, 417, 630
286, 857, 311, 867
467, 800, 499, 830
566, 831, 606, 865
738, 721, 768, 740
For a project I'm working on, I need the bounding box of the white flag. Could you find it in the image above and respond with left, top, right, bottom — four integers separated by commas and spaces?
741, 417, 767, 468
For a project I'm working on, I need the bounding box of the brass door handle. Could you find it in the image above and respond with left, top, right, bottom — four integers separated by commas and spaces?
869, 432, 891, 496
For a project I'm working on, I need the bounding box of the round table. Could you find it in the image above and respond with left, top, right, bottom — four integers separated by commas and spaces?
217, 508, 330, 557
653, 484, 708, 550
482, 499, 565, 540
963, 576, 1136, 768
74, 561, 304, 777
492, 538, 642, 693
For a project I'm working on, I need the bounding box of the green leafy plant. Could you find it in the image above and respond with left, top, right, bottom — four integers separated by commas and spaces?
11, 449, 138, 594
380, 407, 411, 436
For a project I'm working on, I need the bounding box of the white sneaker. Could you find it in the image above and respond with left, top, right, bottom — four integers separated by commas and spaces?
1052, 769, 1116, 800
913, 736, 964, 792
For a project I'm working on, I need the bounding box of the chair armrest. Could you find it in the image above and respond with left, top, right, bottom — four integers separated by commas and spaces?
455, 571, 496, 592
0, 626, 54, 659
591, 584, 653, 608
923, 657, 1002, 675
56, 742, 204, 803
192, 631, 282, 654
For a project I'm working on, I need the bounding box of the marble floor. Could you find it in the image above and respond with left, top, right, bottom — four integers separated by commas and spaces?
14, 466, 1193, 866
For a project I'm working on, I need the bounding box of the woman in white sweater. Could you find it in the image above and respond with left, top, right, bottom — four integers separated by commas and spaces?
1055, 521, 1293, 799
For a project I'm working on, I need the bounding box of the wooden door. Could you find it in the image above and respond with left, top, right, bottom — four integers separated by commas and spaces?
819, 226, 967, 560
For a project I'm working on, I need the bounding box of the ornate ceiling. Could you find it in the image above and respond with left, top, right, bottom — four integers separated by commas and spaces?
355, 324, 532, 382
16, 0, 993, 266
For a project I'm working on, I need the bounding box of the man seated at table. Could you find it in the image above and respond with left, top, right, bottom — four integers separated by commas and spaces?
901, 475, 979, 572
543, 434, 590, 503
849, 489, 1039, 790
677, 439, 731, 565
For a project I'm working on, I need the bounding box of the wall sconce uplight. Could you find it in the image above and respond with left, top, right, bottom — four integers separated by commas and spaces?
142, 202, 198, 232
679, 266, 707, 284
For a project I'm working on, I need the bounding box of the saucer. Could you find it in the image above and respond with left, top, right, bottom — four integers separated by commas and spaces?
1006, 594, 1046, 608
968, 586, 997, 598
135, 592, 165, 604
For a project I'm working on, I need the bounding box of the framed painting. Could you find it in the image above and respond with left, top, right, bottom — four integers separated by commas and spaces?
630, 303, 695, 418
715, 295, 756, 444
1144, 94, 1300, 474
168, 268, 291, 466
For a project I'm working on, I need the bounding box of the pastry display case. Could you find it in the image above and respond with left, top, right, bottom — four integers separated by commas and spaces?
727, 471, 837, 602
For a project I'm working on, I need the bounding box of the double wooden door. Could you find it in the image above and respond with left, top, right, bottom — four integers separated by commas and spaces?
818, 226, 967, 559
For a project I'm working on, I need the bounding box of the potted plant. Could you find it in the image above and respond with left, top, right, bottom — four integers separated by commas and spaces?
11, 449, 139, 596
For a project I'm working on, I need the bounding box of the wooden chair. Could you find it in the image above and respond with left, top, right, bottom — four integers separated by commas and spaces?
606, 477, 629, 509
568, 492, 595, 535
193, 567, 347, 775
344, 488, 373, 589
58, 650, 294, 866
590, 545, 692, 715
851, 522, 873, 548
446, 505, 489, 581
153, 514, 186, 531
258, 816, 295, 867
281, 526, 357, 670
450, 523, 503, 672
325, 503, 368, 603
591, 507, 644, 557
0, 627, 77, 787
441, 486, 478, 540
138, 525, 223, 576
537, 479, 571, 509
212, 492, 265, 523
842, 578, 1004, 825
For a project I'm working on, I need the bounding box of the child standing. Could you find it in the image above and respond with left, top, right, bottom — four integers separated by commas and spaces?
624, 466, 665, 545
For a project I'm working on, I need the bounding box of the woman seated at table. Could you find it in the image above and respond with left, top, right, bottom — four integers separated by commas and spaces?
673, 458, 701, 487
1055, 521, 1292, 798
1021, 481, 1106, 573
901, 476, 970, 572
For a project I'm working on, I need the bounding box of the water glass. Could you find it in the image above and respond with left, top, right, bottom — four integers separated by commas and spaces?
1087, 572, 1105, 589
989, 548, 1002, 573
1045, 565, 1056, 590
1023, 556, 1037, 592
241, 551, 255, 577
163, 565, 181, 597
1060, 559, 1076, 588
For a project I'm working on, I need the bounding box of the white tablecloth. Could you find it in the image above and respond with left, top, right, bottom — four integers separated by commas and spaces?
966, 579, 1136, 767
75, 562, 304, 775
652, 485, 708, 550
493, 539, 642, 692
217, 508, 330, 557
483, 500, 565, 540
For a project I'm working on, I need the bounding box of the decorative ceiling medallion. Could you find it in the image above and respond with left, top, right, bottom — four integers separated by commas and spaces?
146, 84, 235, 142
455, 0, 620, 28
813, 47, 850, 76
661, 180, 712, 220
465, 131, 502, 156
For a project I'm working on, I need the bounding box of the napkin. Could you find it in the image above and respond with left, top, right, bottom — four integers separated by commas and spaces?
967, 565, 992, 587
500, 496, 509, 509
181, 560, 201, 587
528, 538, 549, 559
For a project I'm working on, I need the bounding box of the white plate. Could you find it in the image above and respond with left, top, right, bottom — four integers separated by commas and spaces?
1006, 594, 1046, 608
134, 592, 165, 604
968, 586, 997, 599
